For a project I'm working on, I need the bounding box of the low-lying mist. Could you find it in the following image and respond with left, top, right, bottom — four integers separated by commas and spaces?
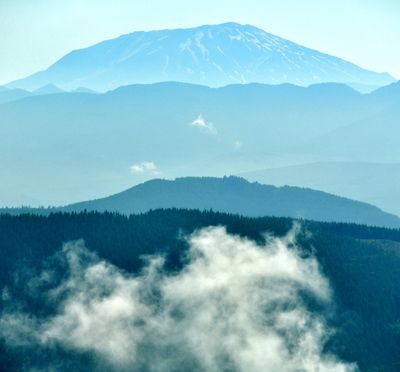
0, 226, 356, 371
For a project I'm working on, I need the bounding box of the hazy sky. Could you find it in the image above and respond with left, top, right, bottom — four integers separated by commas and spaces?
0, 0, 399, 84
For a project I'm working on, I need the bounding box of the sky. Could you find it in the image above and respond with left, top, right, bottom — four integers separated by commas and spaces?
0, 0, 399, 85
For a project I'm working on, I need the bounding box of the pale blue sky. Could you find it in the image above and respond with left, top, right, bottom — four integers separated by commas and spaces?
0, 0, 399, 84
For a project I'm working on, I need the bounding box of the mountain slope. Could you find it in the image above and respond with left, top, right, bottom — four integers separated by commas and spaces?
240, 162, 400, 216
12, 176, 395, 228
290, 81, 400, 163
305, 102, 400, 162
7, 22, 394, 91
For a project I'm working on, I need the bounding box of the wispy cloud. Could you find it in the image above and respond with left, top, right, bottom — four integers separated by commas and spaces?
129, 161, 159, 174
191, 114, 217, 134
0, 227, 356, 371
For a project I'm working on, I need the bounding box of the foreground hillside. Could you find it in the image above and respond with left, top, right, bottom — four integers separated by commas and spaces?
0, 209, 399, 371
2, 176, 400, 228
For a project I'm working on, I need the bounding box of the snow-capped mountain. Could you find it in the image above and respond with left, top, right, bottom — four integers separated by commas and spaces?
8, 22, 394, 91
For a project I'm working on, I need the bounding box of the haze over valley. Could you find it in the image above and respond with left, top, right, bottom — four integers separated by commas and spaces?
1, 77, 399, 211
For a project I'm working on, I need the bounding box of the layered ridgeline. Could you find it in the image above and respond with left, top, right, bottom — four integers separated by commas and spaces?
0, 84, 97, 104
7, 23, 394, 91
0, 209, 400, 371
0, 81, 399, 206
2, 177, 400, 228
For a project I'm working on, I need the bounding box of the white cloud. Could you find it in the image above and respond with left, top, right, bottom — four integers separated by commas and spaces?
191, 114, 217, 134
0, 227, 356, 371
129, 161, 158, 174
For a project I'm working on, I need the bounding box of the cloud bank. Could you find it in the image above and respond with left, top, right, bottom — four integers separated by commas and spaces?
0, 227, 356, 371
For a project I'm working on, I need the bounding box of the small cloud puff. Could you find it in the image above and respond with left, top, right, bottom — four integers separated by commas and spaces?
130, 161, 159, 175
191, 114, 217, 134
234, 140, 243, 149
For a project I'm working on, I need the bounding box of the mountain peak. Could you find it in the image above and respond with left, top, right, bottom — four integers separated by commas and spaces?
33, 83, 64, 95
202, 22, 262, 30
8, 23, 394, 91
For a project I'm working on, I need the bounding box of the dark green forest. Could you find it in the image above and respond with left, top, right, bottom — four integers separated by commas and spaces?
0, 209, 400, 371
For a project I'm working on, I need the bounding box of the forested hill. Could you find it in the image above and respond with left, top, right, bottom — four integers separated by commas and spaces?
3, 176, 399, 228
0, 209, 400, 371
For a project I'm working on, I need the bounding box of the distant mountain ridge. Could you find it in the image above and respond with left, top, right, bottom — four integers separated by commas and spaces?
0, 81, 399, 206
2, 176, 400, 228
7, 22, 394, 91
0, 83, 92, 104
